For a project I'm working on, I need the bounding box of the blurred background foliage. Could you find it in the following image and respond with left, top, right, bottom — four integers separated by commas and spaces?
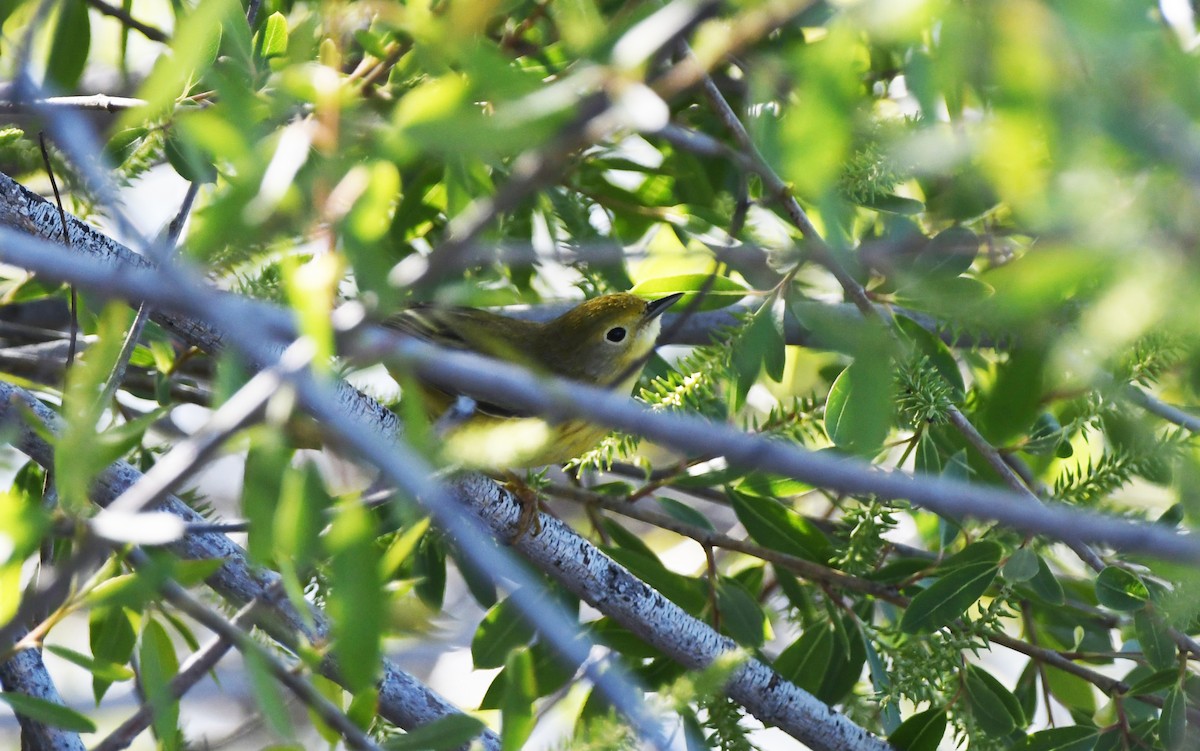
3, 0, 1200, 749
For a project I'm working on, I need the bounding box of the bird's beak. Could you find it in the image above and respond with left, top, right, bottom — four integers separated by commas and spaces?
644, 292, 684, 320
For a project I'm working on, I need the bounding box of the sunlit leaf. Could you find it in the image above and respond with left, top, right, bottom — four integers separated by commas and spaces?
0, 691, 95, 733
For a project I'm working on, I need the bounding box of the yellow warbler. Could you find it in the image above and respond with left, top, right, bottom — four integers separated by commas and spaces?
384, 292, 682, 468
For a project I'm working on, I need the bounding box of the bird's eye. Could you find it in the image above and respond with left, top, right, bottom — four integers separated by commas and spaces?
606, 327, 627, 343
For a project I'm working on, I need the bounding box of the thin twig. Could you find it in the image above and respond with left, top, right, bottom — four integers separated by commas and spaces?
38, 133, 78, 372
1122, 384, 1200, 433
95, 183, 200, 409
82, 0, 170, 42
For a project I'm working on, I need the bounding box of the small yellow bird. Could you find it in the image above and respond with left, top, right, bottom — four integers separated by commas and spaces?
383, 292, 683, 470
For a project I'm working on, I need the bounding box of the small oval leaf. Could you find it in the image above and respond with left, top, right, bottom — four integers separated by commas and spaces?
1002, 548, 1040, 583
1096, 566, 1149, 612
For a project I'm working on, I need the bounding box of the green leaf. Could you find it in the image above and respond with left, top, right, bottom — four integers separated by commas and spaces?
965, 665, 1026, 735
858, 193, 925, 215
889, 707, 947, 751
1160, 685, 1187, 751
120, 0, 233, 126
139, 618, 181, 750
259, 11, 289, 58
731, 472, 811, 501
730, 304, 786, 409
0, 487, 47, 573
164, 128, 218, 183
1002, 548, 1040, 583
900, 560, 1000, 633
414, 535, 447, 609
913, 226, 979, 278
46, 0, 91, 91
939, 540, 1003, 571
1019, 726, 1100, 751
275, 462, 329, 568
0, 691, 96, 733
630, 273, 749, 311
89, 606, 135, 703
44, 645, 134, 683
816, 615, 866, 704
825, 359, 892, 455
1134, 611, 1177, 671
1125, 667, 1178, 696
383, 714, 487, 750
976, 347, 1045, 445
1044, 665, 1096, 715
601, 517, 657, 560
381, 517, 432, 579
244, 649, 292, 738
868, 557, 933, 584
914, 432, 942, 475
863, 636, 901, 732
729, 490, 832, 563
894, 275, 994, 317
326, 502, 383, 693
472, 596, 536, 669
1095, 566, 1149, 611
501, 649, 536, 751
58, 304, 134, 513
589, 618, 663, 660
774, 625, 833, 696
715, 578, 769, 647
243, 432, 292, 564
655, 496, 714, 532
1023, 554, 1065, 605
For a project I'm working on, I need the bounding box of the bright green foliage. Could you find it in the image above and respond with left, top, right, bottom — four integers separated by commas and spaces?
4, 0, 1200, 750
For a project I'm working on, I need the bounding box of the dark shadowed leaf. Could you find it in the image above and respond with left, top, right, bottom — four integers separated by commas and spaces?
901, 558, 1000, 633
889, 707, 947, 751
825, 359, 892, 455
1095, 566, 1149, 611
730, 490, 832, 563
965, 665, 1025, 735
46, 0, 91, 91
473, 596, 536, 669
1134, 611, 1177, 671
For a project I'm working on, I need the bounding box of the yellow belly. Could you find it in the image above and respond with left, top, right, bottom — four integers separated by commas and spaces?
440, 414, 609, 468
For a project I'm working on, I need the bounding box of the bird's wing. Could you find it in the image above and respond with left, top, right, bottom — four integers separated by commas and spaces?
381, 306, 534, 420
381, 305, 474, 350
